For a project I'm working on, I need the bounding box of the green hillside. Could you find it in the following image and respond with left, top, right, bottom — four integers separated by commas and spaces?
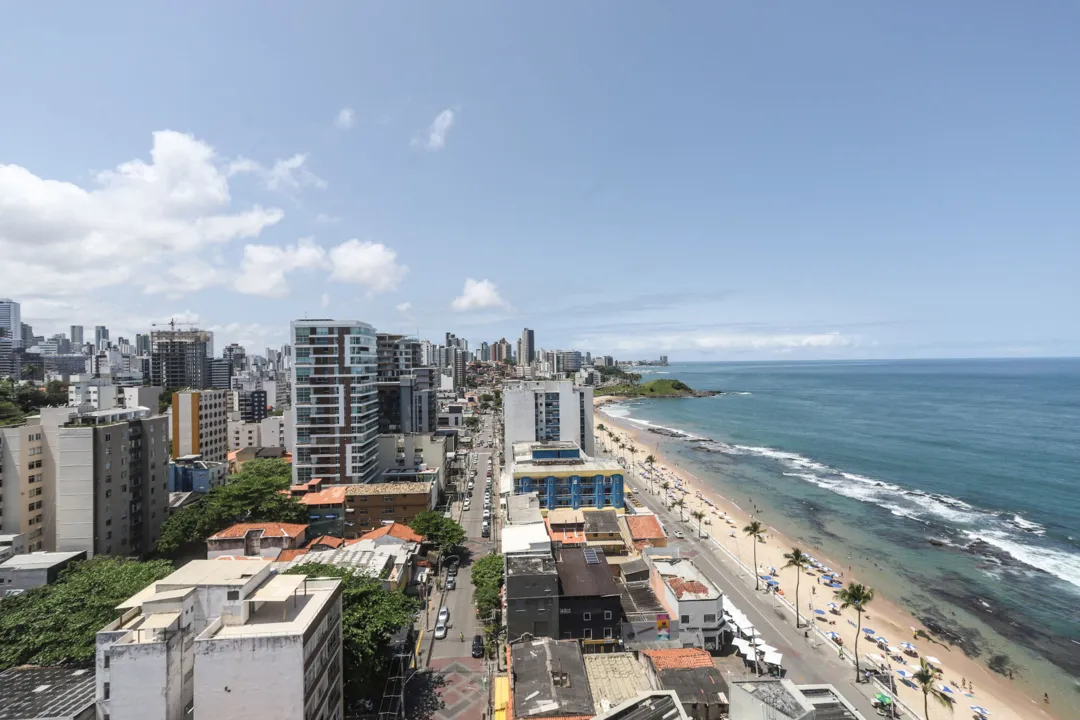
595, 378, 710, 397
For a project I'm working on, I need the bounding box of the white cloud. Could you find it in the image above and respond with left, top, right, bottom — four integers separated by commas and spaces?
0, 130, 283, 299
412, 109, 455, 150
314, 213, 340, 224
227, 152, 326, 193
321, 292, 331, 309
396, 301, 413, 315
234, 238, 327, 297
327, 239, 409, 294
334, 107, 355, 130
451, 278, 509, 311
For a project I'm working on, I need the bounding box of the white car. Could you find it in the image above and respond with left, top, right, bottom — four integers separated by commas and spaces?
438, 606, 449, 624
463, 500, 472, 511
434, 623, 448, 639
483, 509, 491, 519
673, 530, 685, 539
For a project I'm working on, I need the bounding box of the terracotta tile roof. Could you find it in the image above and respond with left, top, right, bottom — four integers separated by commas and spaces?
643, 648, 715, 670
307, 535, 344, 549
209, 522, 309, 540
297, 486, 348, 505
276, 549, 310, 562
359, 522, 424, 543
544, 518, 585, 546
667, 577, 710, 599
626, 515, 665, 540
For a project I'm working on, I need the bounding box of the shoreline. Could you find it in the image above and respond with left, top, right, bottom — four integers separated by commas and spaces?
594, 396, 1061, 720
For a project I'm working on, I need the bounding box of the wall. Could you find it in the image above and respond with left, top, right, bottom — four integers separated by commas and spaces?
194, 634, 305, 719
106, 638, 176, 720
53, 427, 95, 555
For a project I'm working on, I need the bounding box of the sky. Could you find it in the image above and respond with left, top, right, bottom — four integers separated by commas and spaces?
1, 2, 1078, 361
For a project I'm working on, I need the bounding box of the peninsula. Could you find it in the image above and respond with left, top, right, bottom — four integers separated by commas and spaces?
594, 378, 718, 398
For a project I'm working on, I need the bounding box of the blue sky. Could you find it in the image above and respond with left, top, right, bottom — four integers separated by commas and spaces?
1, 2, 1077, 360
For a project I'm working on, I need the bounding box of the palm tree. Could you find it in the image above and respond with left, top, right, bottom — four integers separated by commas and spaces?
743, 520, 765, 589
597, 423, 607, 434
834, 582, 875, 682
690, 509, 705, 537
782, 547, 809, 628
672, 498, 685, 521
912, 658, 952, 719
644, 454, 656, 493
660, 480, 671, 503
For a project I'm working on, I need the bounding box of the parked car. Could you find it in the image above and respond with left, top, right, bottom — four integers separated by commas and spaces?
446, 576, 456, 590
437, 606, 450, 624
481, 525, 490, 538
434, 623, 448, 639
472, 635, 485, 658
673, 530, 685, 539
463, 500, 472, 511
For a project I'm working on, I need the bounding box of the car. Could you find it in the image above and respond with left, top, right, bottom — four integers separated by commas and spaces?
468, 481, 475, 489
437, 606, 450, 624
673, 530, 685, 539
446, 576, 456, 590
481, 526, 490, 538
483, 509, 491, 519
472, 635, 485, 658
447, 564, 458, 577
463, 500, 472, 511
434, 623, 448, 639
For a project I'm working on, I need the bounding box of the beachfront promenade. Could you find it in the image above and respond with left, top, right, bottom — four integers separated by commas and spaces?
601, 447, 887, 719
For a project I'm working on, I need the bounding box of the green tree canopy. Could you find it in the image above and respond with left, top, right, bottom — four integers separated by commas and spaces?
282, 563, 419, 707
156, 458, 306, 558
0, 557, 173, 670
471, 553, 504, 620
408, 511, 466, 554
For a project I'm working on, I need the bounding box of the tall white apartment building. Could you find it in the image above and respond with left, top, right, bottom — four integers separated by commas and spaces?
171, 389, 229, 462
96, 560, 343, 720
0, 423, 50, 551
0, 299, 21, 348
291, 319, 379, 486
502, 380, 595, 465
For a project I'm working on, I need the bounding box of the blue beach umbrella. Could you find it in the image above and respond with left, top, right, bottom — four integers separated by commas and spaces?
939, 684, 954, 694
896, 669, 913, 680
970, 706, 990, 717
759, 575, 772, 581
827, 602, 839, 609
899, 642, 916, 651
862, 628, 876, 635
813, 609, 826, 616
826, 631, 841, 641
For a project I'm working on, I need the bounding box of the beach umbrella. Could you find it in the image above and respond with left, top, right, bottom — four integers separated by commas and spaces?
896, 669, 913, 679
759, 575, 772, 581
938, 684, 954, 695
925, 655, 941, 665
899, 642, 916, 651
970, 706, 990, 717
862, 627, 877, 635
827, 602, 839, 609
873, 694, 893, 706
813, 609, 826, 616
826, 631, 841, 640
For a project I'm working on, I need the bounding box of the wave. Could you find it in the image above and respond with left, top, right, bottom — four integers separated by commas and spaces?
964, 530, 1080, 591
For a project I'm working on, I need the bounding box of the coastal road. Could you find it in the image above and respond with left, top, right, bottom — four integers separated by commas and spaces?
616, 463, 885, 719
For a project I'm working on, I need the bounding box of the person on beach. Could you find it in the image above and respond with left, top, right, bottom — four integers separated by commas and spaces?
1044, 693, 1049, 704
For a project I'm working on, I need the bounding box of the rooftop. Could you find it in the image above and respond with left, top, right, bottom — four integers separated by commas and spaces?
119, 559, 273, 609
732, 680, 816, 720
281, 546, 396, 579
583, 653, 653, 713
0, 551, 84, 570
506, 555, 556, 577
296, 485, 348, 505
557, 548, 618, 597
359, 522, 424, 543
511, 638, 594, 719
584, 509, 622, 535
208, 522, 308, 540
545, 518, 586, 547
345, 481, 433, 496
0, 666, 96, 720
797, 684, 867, 720
512, 443, 622, 477
656, 666, 727, 708
592, 692, 688, 720
652, 558, 721, 600
643, 648, 715, 670
625, 515, 665, 540
618, 580, 667, 616
307, 535, 344, 549
546, 508, 585, 525
201, 575, 342, 640
502, 523, 552, 555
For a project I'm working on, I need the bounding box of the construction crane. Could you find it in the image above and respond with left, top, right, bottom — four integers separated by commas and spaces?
150, 318, 200, 332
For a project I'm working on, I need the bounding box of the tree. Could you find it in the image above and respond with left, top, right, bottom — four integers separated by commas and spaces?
44, 380, 68, 406
660, 481, 671, 504
783, 547, 809, 628
672, 498, 685, 521
743, 520, 765, 589
912, 657, 952, 719
156, 459, 306, 557
283, 563, 419, 708
13, 383, 47, 413
408, 511, 466, 554
0, 557, 173, 670
835, 582, 875, 682
471, 553, 504, 620
465, 415, 481, 432
157, 388, 175, 414
691, 509, 705, 537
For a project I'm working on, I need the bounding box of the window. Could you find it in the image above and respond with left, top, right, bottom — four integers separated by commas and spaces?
103, 682, 110, 700
604, 610, 613, 620
604, 627, 614, 639
227, 590, 240, 600
704, 614, 717, 624
583, 628, 593, 639
105, 433, 112, 442
103, 654, 109, 668
582, 612, 591, 621
681, 615, 690, 624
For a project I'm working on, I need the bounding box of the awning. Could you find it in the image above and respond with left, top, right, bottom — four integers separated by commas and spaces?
247, 573, 306, 603
762, 651, 783, 665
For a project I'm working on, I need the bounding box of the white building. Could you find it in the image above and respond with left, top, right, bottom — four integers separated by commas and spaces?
0, 299, 21, 349
502, 380, 594, 466
171, 389, 228, 462
291, 319, 379, 485
96, 559, 343, 720
227, 415, 286, 451
501, 522, 552, 557
645, 553, 725, 651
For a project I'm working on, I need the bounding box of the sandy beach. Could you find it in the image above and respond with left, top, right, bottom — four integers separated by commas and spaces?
594, 397, 1061, 720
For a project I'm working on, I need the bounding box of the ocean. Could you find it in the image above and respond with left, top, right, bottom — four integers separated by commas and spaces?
602, 358, 1080, 703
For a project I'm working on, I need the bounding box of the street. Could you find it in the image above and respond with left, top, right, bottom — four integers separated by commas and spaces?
610, 461, 884, 719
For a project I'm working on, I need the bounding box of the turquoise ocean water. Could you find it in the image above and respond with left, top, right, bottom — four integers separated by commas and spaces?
602, 359, 1080, 706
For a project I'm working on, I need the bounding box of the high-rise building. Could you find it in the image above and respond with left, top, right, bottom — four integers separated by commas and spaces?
0, 423, 51, 551
557, 350, 583, 373
223, 343, 247, 372
238, 389, 268, 423
376, 333, 423, 379
69, 325, 84, 349
291, 319, 379, 486
135, 333, 151, 355
208, 358, 233, 389
97, 560, 343, 720
171, 389, 229, 462
94, 325, 109, 350
502, 380, 595, 465
377, 369, 438, 434
479, 342, 490, 362
151, 329, 213, 389
519, 328, 535, 365
0, 299, 21, 349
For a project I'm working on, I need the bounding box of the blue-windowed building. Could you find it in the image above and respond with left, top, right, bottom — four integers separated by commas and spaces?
510, 441, 624, 511
168, 454, 228, 493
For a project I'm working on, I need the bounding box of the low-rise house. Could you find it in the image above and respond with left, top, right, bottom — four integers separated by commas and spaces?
228, 446, 291, 474
506, 493, 543, 526
167, 454, 227, 493
502, 522, 552, 557
0, 666, 97, 720
556, 547, 622, 647
583, 652, 655, 714
206, 522, 308, 560
625, 514, 667, 550
584, 508, 627, 554
505, 555, 559, 640
591, 691, 690, 720
545, 508, 586, 548
641, 648, 728, 720
646, 555, 725, 651
0, 550, 86, 595
307, 535, 344, 551
289, 480, 348, 537
510, 638, 594, 720
343, 481, 435, 537
357, 521, 425, 547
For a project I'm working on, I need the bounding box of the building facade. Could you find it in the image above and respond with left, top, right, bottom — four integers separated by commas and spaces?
510, 442, 624, 511
376, 370, 437, 434
238, 389, 268, 423
150, 329, 213, 389
0, 424, 50, 551
291, 319, 379, 486
518, 328, 535, 365
168, 455, 228, 493
171, 390, 228, 462
342, 481, 435, 537
503, 380, 594, 464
